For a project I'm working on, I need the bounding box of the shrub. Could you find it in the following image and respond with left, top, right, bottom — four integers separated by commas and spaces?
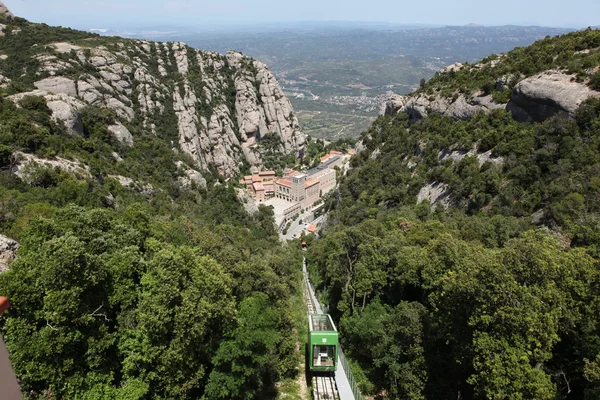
18, 95, 51, 114
589, 71, 600, 91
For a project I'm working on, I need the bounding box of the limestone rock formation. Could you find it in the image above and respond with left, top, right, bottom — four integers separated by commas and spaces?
385, 92, 503, 121
108, 175, 154, 198
34, 77, 78, 97
11, 152, 91, 182
176, 161, 207, 189
0, 1, 13, 20
9, 90, 86, 135
385, 68, 599, 124
107, 122, 134, 146
384, 94, 407, 116
0, 234, 18, 273
417, 182, 451, 210
227, 51, 306, 158
235, 188, 259, 215
2, 30, 306, 180
508, 70, 600, 122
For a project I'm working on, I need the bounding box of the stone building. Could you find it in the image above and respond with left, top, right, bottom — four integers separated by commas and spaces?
242, 153, 342, 209
241, 170, 276, 203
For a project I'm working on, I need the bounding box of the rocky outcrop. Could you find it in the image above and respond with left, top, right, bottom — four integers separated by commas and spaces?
417, 182, 451, 210
384, 94, 407, 116
438, 145, 505, 167
235, 188, 259, 215
11, 152, 91, 182
176, 161, 207, 189
385, 67, 599, 124
108, 175, 154, 198
107, 122, 134, 146
227, 51, 306, 158
0, 1, 13, 20
34, 77, 78, 97
3, 34, 305, 179
508, 70, 600, 122
386, 91, 503, 121
0, 234, 18, 272
9, 90, 86, 135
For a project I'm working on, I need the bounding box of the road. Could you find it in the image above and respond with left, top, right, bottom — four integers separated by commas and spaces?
281, 211, 315, 240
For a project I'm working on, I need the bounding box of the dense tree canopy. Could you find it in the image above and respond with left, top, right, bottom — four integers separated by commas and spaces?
308, 88, 600, 398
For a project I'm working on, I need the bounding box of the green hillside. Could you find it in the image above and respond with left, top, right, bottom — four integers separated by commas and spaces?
421, 28, 600, 100
308, 29, 600, 400
0, 14, 306, 400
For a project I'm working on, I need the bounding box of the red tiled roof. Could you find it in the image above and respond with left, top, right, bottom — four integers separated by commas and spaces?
330, 150, 342, 155
251, 175, 261, 182
307, 224, 317, 233
253, 182, 265, 191
277, 179, 292, 187
305, 178, 319, 188
244, 175, 253, 180
259, 170, 276, 176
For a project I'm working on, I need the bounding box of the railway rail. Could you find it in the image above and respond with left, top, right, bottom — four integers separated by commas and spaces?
303, 261, 340, 400
313, 375, 339, 400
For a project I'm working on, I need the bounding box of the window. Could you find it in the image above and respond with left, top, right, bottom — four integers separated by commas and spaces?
312, 345, 335, 367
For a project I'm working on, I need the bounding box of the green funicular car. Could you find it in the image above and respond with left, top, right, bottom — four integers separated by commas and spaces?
308, 314, 338, 372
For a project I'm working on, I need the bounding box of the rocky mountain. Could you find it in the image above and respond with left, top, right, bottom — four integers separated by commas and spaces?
0, 5, 308, 399
385, 29, 600, 124
309, 27, 600, 400
0, 2, 305, 180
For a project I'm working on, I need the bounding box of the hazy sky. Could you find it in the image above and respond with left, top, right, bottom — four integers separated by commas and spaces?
4, 0, 600, 29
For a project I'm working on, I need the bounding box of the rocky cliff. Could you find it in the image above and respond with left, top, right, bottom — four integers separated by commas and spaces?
384, 29, 600, 123
0, 3, 305, 179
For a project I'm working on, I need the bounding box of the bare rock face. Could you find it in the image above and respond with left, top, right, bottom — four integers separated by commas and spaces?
13, 39, 305, 180
0, 1, 13, 20
235, 188, 259, 215
0, 234, 18, 272
226, 51, 306, 158
176, 161, 207, 189
108, 175, 154, 198
107, 122, 134, 146
384, 94, 407, 116
385, 68, 599, 124
12, 152, 91, 182
385, 92, 503, 121
417, 182, 451, 210
508, 70, 600, 122
34, 77, 78, 97
9, 90, 86, 135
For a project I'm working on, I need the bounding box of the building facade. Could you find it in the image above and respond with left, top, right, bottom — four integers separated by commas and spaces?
242, 153, 341, 209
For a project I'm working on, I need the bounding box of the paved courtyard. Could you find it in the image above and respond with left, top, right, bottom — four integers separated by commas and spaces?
264, 197, 296, 227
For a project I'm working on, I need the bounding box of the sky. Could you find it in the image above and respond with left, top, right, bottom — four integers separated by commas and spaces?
4, 0, 600, 30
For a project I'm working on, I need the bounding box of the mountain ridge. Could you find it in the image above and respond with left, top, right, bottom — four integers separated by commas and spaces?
384, 28, 600, 123
0, 2, 306, 181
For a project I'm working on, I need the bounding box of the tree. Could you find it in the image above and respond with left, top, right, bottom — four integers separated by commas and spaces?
204, 293, 284, 399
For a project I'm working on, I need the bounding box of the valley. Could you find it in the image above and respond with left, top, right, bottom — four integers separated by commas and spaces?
1, 1, 600, 399
126, 24, 572, 139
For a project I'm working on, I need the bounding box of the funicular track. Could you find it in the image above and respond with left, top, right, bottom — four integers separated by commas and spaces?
303, 261, 340, 400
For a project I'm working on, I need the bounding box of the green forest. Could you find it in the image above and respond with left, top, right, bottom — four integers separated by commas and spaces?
0, 14, 308, 400
1, 8, 600, 400
306, 30, 600, 398
0, 91, 306, 399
